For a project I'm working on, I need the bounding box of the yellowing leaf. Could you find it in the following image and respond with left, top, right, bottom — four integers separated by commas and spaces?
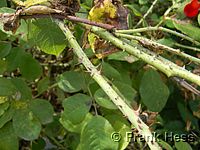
12, 0, 24, 6
23, 5, 62, 15
24, 0, 49, 8
88, 0, 117, 57
0, 96, 8, 104
12, 0, 48, 7
87, 0, 128, 58
88, 0, 117, 22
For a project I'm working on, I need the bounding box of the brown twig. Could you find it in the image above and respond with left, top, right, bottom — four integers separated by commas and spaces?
19, 14, 115, 30
172, 77, 200, 96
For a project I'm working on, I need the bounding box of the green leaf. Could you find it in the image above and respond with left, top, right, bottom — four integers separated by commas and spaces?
139, 0, 148, 5
19, 53, 42, 81
158, 140, 173, 150
94, 88, 117, 109
105, 114, 131, 150
29, 99, 54, 124
60, 113, 93, 133
0, 106, 14, 128
11, 78, 32, 99
0, 102, 9, 117
16, 20, 28, 40
175, 141, 192, 150
189, 100, 200, 118
79, 116, 118, 150
0, 0, 7, 7
125, 4, 142, 17
102, 62, 121, 80
0, 59, 7, 75
44, 116, 62, 137
13, 108, 41, 140
32, 138, 46, 150
0, 123, 19, 150
84, 0, 93, 8
113, 81, 137, 105
0, 78, 17, 96
5, 47, 26, 71
94, 81, 136, 109
164, 120, 185, 133
61, 94, 92, 124
28, 18, 67, 56
6, 48, 39, 78
139, 69, 169, 112
37, 77, 50, 95
58, 71, 85, 93
108, 51, 138, 63
0, 30, 7, 40
198, 13, 200, 27
157, 38, 174, 47
65, 133, 80, 150
177, 102, 198, 128
0, 41, 11, 58
173, 19, 200, 42
0, 7, 14, 13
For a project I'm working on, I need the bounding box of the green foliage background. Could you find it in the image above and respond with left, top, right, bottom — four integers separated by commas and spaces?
0, 0, 200, 149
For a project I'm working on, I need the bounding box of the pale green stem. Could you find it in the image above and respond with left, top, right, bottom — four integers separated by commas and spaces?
56, 20, 161, 150
135, 0, 159, 27
116, 27, 200, 46
174, 43, 200, 52
91, 26, 200, 86
115, 33, 200, 64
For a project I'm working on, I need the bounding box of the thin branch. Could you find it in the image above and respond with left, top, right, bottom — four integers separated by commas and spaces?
116, 26, 200, 46
115, 33, 200, 64
91, 26, 200, 86
33, 83, 58, 99
172, 77, 200, 96
0, 12, 115, 30
56, 20, 161, 150
174, 43, 200, 52
20, 14, 115, 30
135, 0, 159, 27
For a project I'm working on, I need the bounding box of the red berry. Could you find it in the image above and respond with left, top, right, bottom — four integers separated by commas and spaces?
184, 0, 200, 17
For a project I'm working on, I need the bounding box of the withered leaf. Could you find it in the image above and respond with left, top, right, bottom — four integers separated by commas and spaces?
50, 0, 80, 15
22, 5, 62, 15
89, 0, 129, 29
88, 0, 129, 58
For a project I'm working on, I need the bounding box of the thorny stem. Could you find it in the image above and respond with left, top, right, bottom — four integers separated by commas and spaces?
116, 26, 200, 46
115, 33, 200, 64
91, 26, 200, 86
56, 20, 161, 150
135, 0, 159, 27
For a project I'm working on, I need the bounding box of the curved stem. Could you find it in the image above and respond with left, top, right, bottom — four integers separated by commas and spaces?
135, 0, 159, 27
116, 26, 200, 46
56, 20, 161, 150
115, 33, 200, 64
174, 43, 200, 52
91, 26, 200, 86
